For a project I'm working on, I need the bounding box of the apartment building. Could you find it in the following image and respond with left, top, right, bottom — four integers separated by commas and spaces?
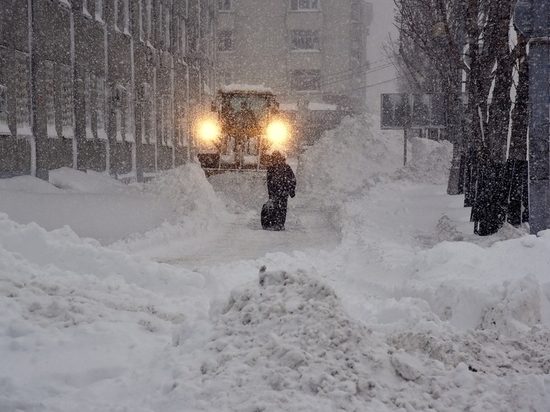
0, 0, 216, 180
214, 0, 372, 113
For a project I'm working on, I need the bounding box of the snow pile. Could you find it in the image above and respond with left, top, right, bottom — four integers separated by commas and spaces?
0, 175, 63, 194
406, 230, 550, 335
297, 116, 452, 240
171, 267, 394, 411
49, 168, 129, 193
208, 171, 268, 214
298, 114, 402, 202
166, 267, 550, 411
113, 163, 230, 252
139, 163, 227, 225
0, 168, 179, 245
298, 117, 452, 200
393, 137, 453, 185
0, 214, 205, 296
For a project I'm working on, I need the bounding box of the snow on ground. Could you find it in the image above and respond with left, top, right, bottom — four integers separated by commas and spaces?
1, 114, 550, 411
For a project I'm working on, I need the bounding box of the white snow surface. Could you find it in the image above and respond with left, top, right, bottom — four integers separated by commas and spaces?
1, 114, 550, 411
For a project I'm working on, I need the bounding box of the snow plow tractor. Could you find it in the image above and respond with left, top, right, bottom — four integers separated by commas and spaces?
195, 85, 291, 174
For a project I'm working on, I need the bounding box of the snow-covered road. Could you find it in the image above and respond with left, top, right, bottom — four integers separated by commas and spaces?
1, 115, 550, 411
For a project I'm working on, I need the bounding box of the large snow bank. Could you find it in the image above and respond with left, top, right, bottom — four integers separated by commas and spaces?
298, 116, 452, 201
164, 268, 550, 411
393, 137, 453, 185
113, 163, 230, 253
0, 214, 204, 295
298, 114, 403, 201
297, 115, 453, 241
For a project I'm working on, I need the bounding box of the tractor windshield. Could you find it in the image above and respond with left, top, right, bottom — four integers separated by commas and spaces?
222, 93, 272, 123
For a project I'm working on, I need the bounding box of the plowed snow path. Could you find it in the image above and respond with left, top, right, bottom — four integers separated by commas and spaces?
148, 170, 340, 269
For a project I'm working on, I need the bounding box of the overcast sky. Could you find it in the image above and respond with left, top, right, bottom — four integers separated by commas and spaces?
366, 0, 399, 113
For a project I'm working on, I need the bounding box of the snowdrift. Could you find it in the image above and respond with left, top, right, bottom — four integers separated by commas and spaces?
166, 267, 550, 411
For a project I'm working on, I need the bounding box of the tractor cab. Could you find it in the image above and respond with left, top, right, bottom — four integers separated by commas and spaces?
196, 85, 291, 173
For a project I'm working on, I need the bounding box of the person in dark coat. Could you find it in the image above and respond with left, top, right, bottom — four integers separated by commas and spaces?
265, 151, 296, 231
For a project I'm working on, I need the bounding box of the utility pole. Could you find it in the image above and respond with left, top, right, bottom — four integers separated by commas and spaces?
514, 0, 550, 234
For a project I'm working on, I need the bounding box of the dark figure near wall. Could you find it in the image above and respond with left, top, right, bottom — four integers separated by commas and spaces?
263, 151, 296, 231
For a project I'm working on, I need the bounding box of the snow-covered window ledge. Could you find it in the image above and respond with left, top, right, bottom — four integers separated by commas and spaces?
58, 0, 71, 9
62, 126, 74, 139
0, 123, 10, 136
17, 125, 33, 138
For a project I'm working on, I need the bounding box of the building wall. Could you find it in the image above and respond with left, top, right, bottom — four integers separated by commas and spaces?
0, 0, 213, 180
215, 0, 371, 112
0, 1, 33, 177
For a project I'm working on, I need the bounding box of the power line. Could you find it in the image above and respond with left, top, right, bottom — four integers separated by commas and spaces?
320, 63, 394, 87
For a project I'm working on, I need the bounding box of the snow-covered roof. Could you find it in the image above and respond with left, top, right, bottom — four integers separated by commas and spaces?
219, 84, 274, 94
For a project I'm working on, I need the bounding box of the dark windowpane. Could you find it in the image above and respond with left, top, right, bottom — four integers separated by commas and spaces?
291, 70, 321, 91
219, 0, 231, 10
291, 30, 319, 50
291, 0, 318, 10
218, 30, 233, 51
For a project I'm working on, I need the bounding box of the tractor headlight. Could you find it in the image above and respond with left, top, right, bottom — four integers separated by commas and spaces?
266, 120, 289, 144
197, 118, 221, 142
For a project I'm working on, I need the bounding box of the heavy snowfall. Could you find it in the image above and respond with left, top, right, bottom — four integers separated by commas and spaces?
1, 115, 549, 411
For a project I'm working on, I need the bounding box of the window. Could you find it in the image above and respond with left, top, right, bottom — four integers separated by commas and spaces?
180, 18, 188, 56
0, 84, 9, 135
138, 0, 144, 41
146, 0, 152, 44
291, 70, 321, 91
291, 30, 319, 50
15, 52, 32, 137
140, 82, 156, 144
125, 87, 135, 142
163, 97, 173, 147
83, 0, 92, 18
218, 69, 232, 86
140, 83, 150, 144
164, 7, 171, 50
218, 30, 233, 51
218, 0, 231, 11
59, 64, 74, 138
84, 72, 94, 139
115, 0, 129, 34
290, 0, 318, 11
44, 61, 57, 138
159, 4, 163, 47
95, 0, 103, 22
175, 101, 188, 147
113, 85, 125, 141
96, 76, 107, 140
351, 1, 361, 23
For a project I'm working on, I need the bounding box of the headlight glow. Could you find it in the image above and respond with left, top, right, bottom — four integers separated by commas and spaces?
266, 120, 289, 144
198, 119, 220, 142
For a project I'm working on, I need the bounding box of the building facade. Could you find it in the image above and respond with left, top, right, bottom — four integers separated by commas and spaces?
0, 0, 216, 180
214, 0, 372, 113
